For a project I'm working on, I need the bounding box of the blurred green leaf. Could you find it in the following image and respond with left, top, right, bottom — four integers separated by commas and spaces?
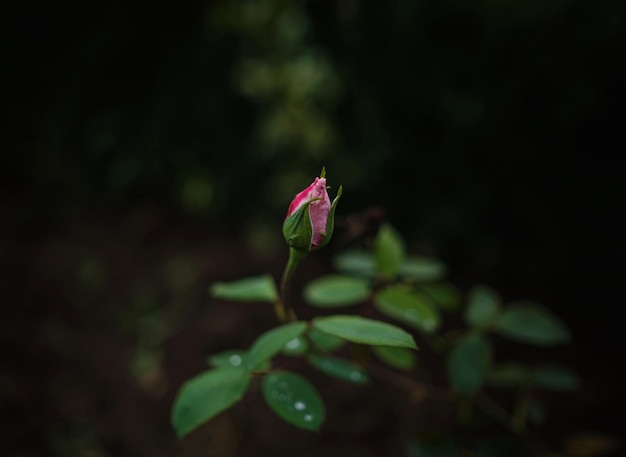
375, 285, 440, 333
304, 275, 370, 307
247, 322, 307, 370
488, 363, 530, 387
372, 346, 416, 371
531, 366, 580, 391
211, 275, 278, 303
307, 327, 345, 352
171, 367, 250, 438
465, 285, 501, 328
282, 336, 309, 356
332, 250, 377, 277
447, 333, 492, 394
493, 302, 570, 346
263, 371, 325, 431
308, 354, 369, 384
375, 223, 406, 278
527, 398, 546, 426
313, 315, 417, 349
418, 282, 460, 311
400, 256, 447, 282
208, 350, 247, 368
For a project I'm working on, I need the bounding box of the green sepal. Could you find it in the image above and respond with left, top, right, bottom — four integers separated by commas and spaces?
312, 185, 343, 252
283, 199, 316, 253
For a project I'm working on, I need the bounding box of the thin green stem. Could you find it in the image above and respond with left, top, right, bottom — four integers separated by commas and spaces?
279, 248, 307, 322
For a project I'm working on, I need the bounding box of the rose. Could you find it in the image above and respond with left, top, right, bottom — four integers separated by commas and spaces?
283, 170, 342, 253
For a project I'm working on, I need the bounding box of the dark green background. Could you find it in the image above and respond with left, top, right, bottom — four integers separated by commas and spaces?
3, 0, 625, 455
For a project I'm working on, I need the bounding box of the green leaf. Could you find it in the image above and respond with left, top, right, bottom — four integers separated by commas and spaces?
171, 367, 250, 438
488, 363, 530, 387
307, 327, 345, 352
465, 285, 501, 328
210, 275, 278, 303
283, 198, 315, 253
282, 336, 309, 356
374, 223, 406, 278
313, 315, 418, 349
247, 322, 308, 370
263, 372, 325, 431
375, 286, 440, 333
400, 256, 447, 281
304, 275, 370, 308
493, 302, 570, 346
208, 350, 247, 368
308, 354, 369, 384
372, 346, 416, 371
332, 250, 377, 277
531, 366, 580, 391
419, 282, 460, 311
447, 333, 492, 394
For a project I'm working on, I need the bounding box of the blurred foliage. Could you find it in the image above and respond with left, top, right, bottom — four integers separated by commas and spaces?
8, 0, 625, 264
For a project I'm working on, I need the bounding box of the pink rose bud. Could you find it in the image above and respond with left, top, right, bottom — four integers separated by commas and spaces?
283, 170, 342, 253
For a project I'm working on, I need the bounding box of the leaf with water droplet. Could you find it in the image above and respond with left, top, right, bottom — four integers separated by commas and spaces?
262, 371, 325, 431
375, 285, 440, 333
313, 315, 417, 349
308, 354, 369, 384
171, 367, 250, 438
247, 322, 308, 371
282, 336, 309, 356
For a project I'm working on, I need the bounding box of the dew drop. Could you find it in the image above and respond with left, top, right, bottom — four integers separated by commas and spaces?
286, 338, 301, 350
303, 414, 314, 422
349, 371, 362, 381
229, 354, 243, 366
294, 401, 306, 411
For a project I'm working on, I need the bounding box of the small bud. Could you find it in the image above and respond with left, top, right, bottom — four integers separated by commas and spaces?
283, 171, 342, 253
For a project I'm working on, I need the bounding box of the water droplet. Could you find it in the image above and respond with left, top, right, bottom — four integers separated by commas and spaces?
294, 401, 306, 411
229, 354, 243, 366
349, 371, 362, 381
286, 338, 301, 350
303, 414, 313, 422
404, 309, 419, 321
422, 318, 435, 330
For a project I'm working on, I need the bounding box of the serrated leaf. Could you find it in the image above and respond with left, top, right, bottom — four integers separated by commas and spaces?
308, 354, 369, 384
304, 275, 370, 308
493, 302, 570, 346
171, 367, 250, 438
531, 366, 580, 391
282, 336, 309, 356
400, 256, 447, 281
332, 250, 377, 277
419, 282, 460, 311
465, 285, 501, 327
375, 223, 406, 278
263, 372, 325, 431
246, 322, 308, 370
447, 333, 492, 394
210, 275, 278, 303
375, 286, 440, 333
372, 346, 416, 371
307, 327, 345, 352
313, 315, 417, 349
